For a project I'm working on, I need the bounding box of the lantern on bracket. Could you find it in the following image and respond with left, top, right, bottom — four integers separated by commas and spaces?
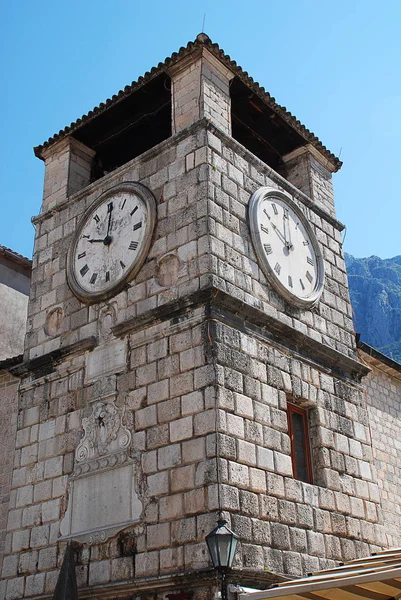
206, 518, 239, 600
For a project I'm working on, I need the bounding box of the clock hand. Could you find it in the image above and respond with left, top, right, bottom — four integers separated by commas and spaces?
103, 202, 114, 246
271, 222, 287, 245
282, 209, 294, 251
285, 218, 294, 251
283, 211, 287, 243
87, 238, 105, 243
106, 202, 113, 236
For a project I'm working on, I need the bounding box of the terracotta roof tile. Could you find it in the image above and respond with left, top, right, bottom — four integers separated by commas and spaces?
34, 33, 341, 171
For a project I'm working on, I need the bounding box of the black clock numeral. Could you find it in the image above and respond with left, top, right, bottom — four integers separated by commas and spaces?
130, 206, 138, 216
121, 198, 126, 210
77, 251, 86, 260
261, 224, 269, 234
82, 235, 90, 239
129, 241, 138, 250
307, 256, 314, 266
264, 243, 272, 255
263, 209, 271, 220
303, 240, 310, 246
107, 202, 113, 213
300, 279, 305, 290
283, 208, 289, 219
93, 214, 100, 224
288, 275, 293, 288
274, 262, 281, 275
80, 264, 89, 277
106, 271, 110, 282
120, 261, 126, 269
272, 203, 278, 215
133, 221, 142, 231
306, 270, 313, 283
90, 273, 98, 284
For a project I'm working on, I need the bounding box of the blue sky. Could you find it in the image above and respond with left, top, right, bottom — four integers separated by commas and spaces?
1, 0, 400, 259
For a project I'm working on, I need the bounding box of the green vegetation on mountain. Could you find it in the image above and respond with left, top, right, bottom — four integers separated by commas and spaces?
345, 254, 401, 363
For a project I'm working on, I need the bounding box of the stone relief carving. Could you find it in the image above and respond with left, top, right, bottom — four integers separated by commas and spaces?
156, 253, 180, 287
45, 306, 65, 336
74, 450, 129, 478
60, 400, 140, 543
98, 303, 117, 343
76, 400, 131, 465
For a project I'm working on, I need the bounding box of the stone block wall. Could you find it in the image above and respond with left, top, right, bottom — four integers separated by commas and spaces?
0, 370, 19, 574
283, 146, 336, 218
205, 128, 355, 358
40, 138, 95, 213
0, 306, 221, 597
1, 308, 386, 597
170, 47, 233, 136
364, 365, 401, 548
26, 125, 210, 362
1, 122, 387, 599
209, 320, 386, 575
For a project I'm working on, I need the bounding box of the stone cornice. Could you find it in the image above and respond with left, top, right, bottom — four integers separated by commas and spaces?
210, 290, 369, 382
10, 337, 97, 378
113, 287, 369, 382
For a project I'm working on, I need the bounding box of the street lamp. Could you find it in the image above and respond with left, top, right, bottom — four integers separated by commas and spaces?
206, 518, 239, 600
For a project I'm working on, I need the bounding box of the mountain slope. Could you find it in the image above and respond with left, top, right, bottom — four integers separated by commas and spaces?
345, 254, 401, 362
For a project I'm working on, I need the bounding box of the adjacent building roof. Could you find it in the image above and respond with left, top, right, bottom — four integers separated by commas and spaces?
0, 245, 32, 268
241, 548, 401, 600
34, 33, 342, 171
358, 340, 401, 381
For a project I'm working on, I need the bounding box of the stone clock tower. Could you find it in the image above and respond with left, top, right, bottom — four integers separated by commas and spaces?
1, 34, 386, 600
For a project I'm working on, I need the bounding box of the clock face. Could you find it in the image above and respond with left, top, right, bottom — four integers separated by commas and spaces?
249, 188, 324, 307
67, 182, 156, 302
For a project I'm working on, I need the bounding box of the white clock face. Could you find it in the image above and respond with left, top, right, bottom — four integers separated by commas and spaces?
67, 183, 156, 302
249, 188, 324, 307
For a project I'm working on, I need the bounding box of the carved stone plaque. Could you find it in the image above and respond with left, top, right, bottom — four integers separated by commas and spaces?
85, 339, 126, 383
60, 464, 142, 543
60, 399, 141, 543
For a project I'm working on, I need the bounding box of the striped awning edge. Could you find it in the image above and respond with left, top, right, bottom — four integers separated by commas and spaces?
240, 548, 401, 600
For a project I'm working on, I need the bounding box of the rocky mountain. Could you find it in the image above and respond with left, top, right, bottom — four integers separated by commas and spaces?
345, 253, 401, 362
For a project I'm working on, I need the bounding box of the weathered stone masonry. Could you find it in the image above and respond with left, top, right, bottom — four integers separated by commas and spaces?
360, 347, 401, 550
0, 370, 19, 575
1, 119, 388, 599
0, 35, 394, 600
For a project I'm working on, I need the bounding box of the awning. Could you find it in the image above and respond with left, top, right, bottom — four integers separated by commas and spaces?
240, 549, 401, 600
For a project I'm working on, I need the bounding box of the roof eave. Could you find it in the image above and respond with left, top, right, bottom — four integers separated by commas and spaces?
34, 34, 342, 171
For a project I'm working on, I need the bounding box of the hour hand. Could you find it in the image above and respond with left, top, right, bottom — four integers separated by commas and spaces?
87, 238, 105, 243
283, 212, 293, 251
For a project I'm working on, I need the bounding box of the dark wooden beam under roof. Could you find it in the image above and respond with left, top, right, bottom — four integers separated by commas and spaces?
230, 76, 308, 171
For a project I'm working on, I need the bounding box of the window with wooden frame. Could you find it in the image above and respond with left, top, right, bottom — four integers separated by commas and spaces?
287, 403, 313, 483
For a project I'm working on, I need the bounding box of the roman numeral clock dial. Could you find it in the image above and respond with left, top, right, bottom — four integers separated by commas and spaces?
67, 182, 156, 303
248, 188, 324, 308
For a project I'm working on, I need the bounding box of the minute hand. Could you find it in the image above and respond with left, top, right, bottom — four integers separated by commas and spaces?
271, 222, 287, 245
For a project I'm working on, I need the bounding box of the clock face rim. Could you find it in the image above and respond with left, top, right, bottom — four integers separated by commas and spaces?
248, 186, 325, 308
66, 182, 157, 304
